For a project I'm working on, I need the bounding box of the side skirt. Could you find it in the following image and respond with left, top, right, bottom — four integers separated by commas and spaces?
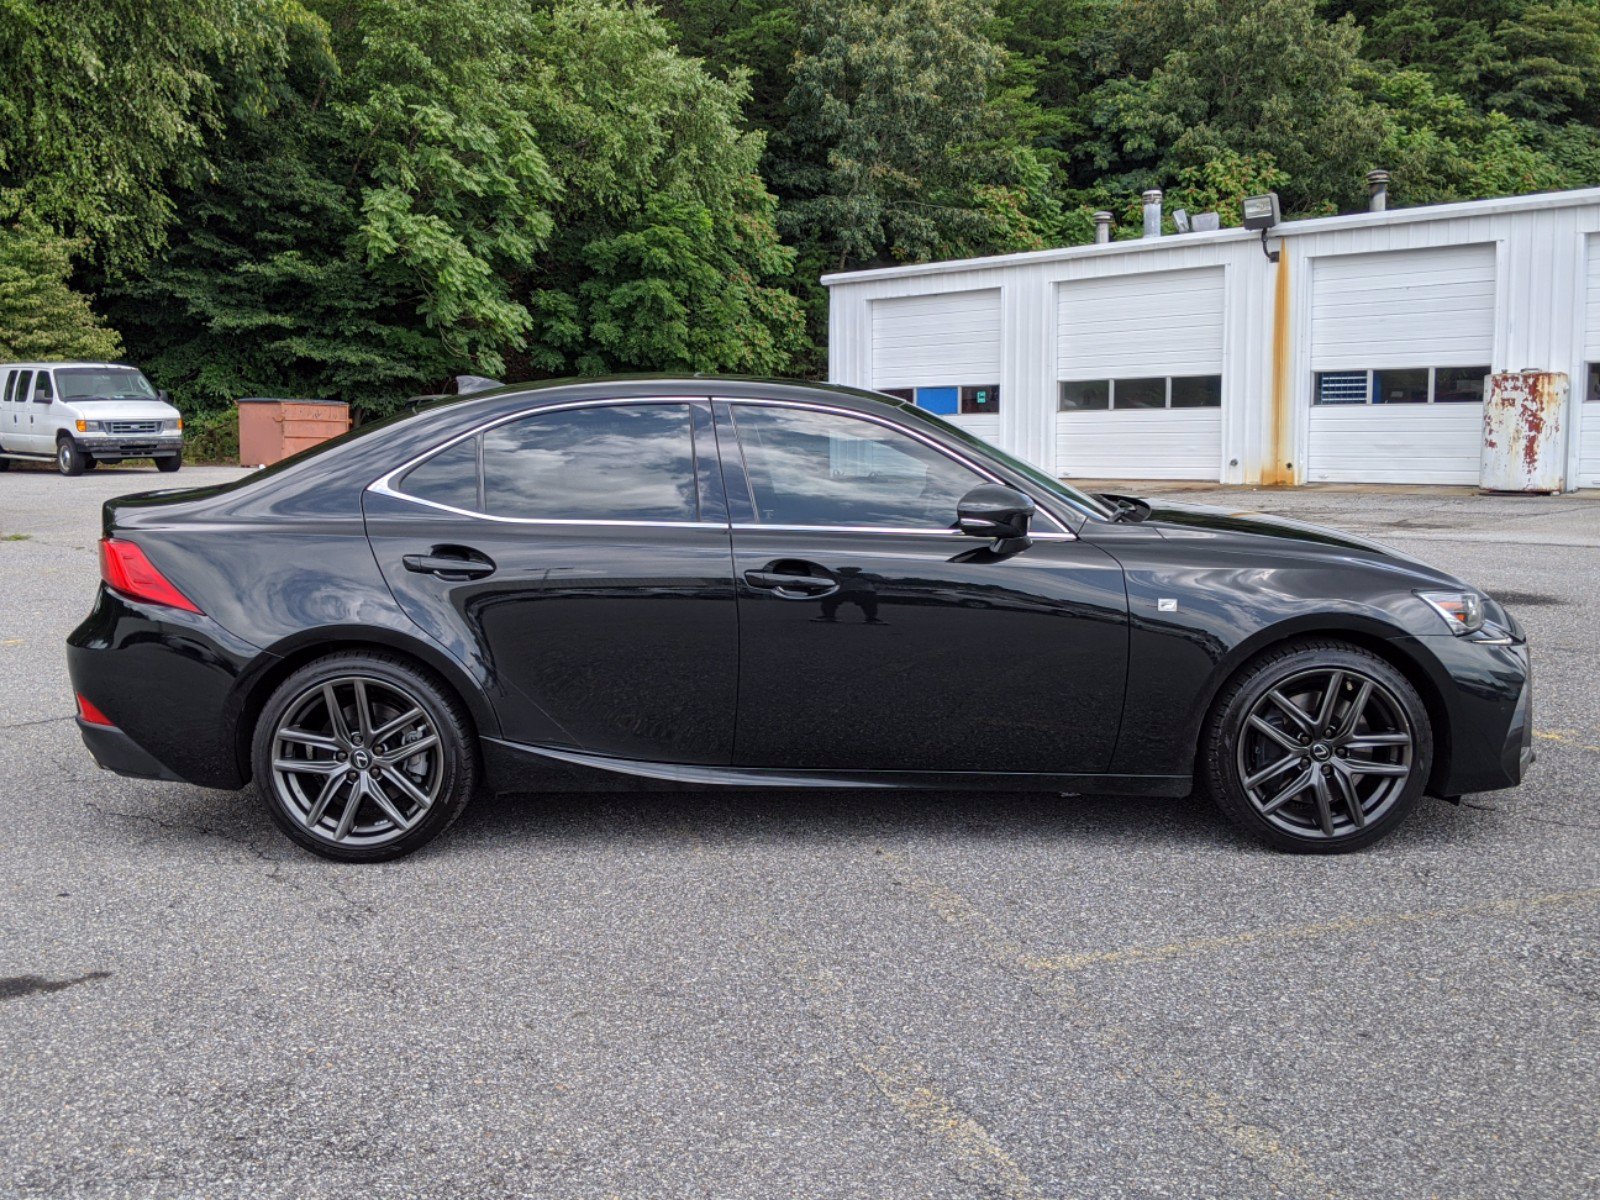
481, 737, 1192, 798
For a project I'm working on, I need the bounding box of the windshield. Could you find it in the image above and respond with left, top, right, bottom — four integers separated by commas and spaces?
890, 399, 1116, 521
54, 367, 158, 402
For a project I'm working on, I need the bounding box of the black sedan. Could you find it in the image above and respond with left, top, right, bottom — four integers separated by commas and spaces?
67, 377, 1533, 860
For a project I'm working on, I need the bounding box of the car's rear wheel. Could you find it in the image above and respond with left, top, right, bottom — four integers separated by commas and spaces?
56, 437, 85, 477
252, 652, 477, 861
1202, 640, 1432, 853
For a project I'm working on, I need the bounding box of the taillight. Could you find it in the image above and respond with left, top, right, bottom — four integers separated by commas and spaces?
98, 538, 202, 613
77, 693, 115, 726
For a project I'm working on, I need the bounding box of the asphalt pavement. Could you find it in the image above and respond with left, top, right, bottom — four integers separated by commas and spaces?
1, 462, 1596, 1199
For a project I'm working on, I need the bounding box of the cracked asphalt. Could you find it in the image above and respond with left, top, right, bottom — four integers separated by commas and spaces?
1, 462, 1597, 1199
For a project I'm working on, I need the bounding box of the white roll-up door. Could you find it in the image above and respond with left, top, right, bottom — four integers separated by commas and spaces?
1579, 236, 1600, 487
871, 290, 1002, 441
1056, 267, 1225, 480
1307, 245, 1495, 484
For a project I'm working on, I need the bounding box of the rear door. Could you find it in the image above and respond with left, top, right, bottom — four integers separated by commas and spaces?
716, 399, 1129, 774
363, 398, 740, 765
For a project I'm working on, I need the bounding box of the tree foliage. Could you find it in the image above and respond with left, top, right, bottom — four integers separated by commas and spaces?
2, 0, 1594, 415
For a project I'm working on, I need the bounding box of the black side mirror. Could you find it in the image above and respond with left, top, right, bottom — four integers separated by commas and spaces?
957, 484, 1035, 541
158, 389, 170, 403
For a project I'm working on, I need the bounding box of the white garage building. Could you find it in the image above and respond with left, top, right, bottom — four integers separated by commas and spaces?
824, 186, 1600, 489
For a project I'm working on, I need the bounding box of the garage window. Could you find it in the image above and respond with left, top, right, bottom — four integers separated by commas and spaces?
1315, 367, 1491, 405
878, 384, 999, 416
1587, 364, 1599, 402
1059, 375, 1222, 411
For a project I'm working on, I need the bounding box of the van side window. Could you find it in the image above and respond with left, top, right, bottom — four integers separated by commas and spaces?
12, 371, 32, 406
0, 372, 12, 404
33, 372, 53, 403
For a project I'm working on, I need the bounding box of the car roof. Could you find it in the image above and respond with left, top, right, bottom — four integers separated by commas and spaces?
426, 373, 906, 418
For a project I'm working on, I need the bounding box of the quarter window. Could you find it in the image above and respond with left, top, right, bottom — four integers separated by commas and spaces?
1058, 375, 1222, 410
1315, 367, 1490, 405
399, 437, 481, 512
730, 404, 984, 529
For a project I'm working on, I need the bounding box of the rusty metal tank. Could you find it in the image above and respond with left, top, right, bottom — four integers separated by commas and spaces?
1480, 371, 1568, 493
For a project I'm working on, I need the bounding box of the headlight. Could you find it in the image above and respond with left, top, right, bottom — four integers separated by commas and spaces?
162, 418, 183, 432
1417, 591, 1485, 635
75, 419, 102, 433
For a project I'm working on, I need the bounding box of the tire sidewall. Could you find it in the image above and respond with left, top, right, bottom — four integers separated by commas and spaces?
57, 438, 84, 476
251, 653, 476, 862
1205, 643, 1433, 854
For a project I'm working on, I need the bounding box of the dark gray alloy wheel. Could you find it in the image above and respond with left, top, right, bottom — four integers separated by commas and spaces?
57, 437, 85, 476
253, 653, 476, 861
1204, 640, 1432, 853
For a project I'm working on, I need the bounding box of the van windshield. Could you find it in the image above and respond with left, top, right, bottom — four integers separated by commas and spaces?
55, 367, 158, 402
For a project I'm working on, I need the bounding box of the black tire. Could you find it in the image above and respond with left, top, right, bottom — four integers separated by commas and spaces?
0, 456, 10, 471
1201, 639, 1432, 853
251, 651, 478, 862
56, 437, 85, 477
156, 452, 182, 473
82, 456, 98, 470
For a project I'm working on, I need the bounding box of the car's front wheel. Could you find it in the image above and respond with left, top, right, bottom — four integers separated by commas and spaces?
156, 453, 181, 473
1202, 640, 1432, 853
252, 651, 478, 861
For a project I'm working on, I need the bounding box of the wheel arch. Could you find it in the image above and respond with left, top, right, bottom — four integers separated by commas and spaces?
1194, 615, 1454, 794
230, 626, 499, 784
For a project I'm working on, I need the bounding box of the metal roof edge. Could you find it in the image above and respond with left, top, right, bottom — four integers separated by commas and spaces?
820, 186, 1600, 287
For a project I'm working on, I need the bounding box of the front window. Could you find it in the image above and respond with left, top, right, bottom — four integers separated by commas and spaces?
730, 404, 984, 529
55, 367, 158, 402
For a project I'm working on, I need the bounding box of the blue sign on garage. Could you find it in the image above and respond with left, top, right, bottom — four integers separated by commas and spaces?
916, 386, 959, 415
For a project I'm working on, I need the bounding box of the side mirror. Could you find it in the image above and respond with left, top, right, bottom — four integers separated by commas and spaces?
158, 389, 170, 404
957, 484, 1035, 541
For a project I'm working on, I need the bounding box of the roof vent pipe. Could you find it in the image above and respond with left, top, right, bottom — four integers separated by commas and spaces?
1142, 189, 1163, 238
1094, 211, 1113, 244
1367, 169, 1390, 213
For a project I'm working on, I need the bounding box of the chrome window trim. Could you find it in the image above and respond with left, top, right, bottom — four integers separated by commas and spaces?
718, 396, 1076, 539
367, 391, 1075, 539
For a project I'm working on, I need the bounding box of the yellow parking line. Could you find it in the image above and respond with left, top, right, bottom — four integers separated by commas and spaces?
782, 950, 1044, 1200
1534, 730, 1600, 753
1022, 887, 1600, 974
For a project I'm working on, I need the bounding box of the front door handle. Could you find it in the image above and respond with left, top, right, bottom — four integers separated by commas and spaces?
743, 568, 839, 598
402, 552, 496, 581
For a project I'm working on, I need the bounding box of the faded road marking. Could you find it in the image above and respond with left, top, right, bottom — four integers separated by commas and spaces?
1535, 729, 1600, 754
1022, 887, 1600, 974
875, 850, 1349, 1200
781, 950, 1044, 1200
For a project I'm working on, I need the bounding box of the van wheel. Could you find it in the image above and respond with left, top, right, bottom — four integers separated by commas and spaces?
156, 453, 182, 473
56, 438, 85, 477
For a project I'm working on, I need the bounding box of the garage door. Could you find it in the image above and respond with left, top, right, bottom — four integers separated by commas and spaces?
1579, 236, 1600, 488
1307, 245, 1495, 484
1056, 268, 1225, 480
871, 290, 1002, 442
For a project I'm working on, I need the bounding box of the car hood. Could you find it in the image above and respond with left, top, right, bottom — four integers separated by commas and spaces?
1136, 498, 1418, 560
62, 400, 181, 422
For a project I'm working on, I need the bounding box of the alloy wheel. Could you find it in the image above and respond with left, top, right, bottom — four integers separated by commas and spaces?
1235, 667, 1414, 840
269, 675, 444, 847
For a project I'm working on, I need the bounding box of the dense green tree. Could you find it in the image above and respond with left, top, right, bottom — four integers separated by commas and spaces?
0, 215, 123, 361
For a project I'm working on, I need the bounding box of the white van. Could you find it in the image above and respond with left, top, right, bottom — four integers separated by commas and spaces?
0, 361, 185, 476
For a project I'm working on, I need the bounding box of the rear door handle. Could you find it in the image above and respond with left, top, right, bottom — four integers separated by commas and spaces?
403, 552, 496, 580
743, 569, 839, 597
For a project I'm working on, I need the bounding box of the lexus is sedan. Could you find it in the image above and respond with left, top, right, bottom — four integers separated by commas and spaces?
67, 377, 1533, 860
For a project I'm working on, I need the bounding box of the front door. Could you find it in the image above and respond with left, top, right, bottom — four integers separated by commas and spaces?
364, 399, 739, 765
716, 400, 1129, 774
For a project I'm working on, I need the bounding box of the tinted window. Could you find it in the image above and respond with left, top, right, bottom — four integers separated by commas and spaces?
731, 404, 983, 529
1373, 368, 1429, 404
12, 371, 31, 406
1435, 366, 1490, 403
1170, 375, 1221, 408
33, 372, 53, 402
1060, 380, 1109, 410
878, 387, 915, 402
400, 436, 481, 512
482, 404, 697, 522
960, 384, 999, 414
1115, 378, 1166, 409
